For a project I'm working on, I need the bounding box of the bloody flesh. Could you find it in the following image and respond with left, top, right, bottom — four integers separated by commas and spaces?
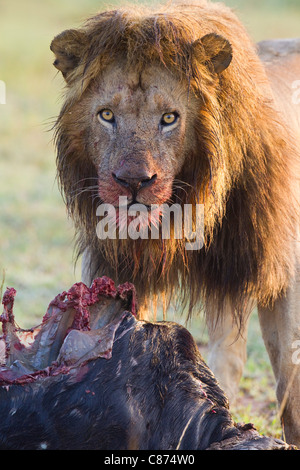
0, 276, 136, 385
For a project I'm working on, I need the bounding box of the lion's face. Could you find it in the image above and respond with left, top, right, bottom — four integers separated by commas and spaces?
52, 21, 233, 216
76, 63, 197, 208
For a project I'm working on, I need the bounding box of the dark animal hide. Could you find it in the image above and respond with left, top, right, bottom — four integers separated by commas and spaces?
0, 279, 295, 450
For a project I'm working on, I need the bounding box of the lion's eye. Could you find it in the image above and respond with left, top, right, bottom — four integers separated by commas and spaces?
98, 109, 115, 123
161, 112, 179, 126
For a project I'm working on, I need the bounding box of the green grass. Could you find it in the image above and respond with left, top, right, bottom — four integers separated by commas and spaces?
1, 0, 298, 440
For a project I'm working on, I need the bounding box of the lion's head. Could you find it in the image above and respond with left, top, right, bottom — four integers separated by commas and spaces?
51, 10, 233, 220
51, 2, 299, 322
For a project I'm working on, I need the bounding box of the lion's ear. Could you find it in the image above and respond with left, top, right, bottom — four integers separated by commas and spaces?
50, 29, 87, 82
193, 33, 232, 74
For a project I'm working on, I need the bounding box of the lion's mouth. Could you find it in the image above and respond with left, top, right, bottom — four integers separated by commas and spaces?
96, 199, 163, 236
98, 177, 173, 209
115, 203, 162, 228
123, 200, 152, 210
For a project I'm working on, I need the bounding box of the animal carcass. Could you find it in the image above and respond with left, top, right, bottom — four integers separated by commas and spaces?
0, 277, 295, 450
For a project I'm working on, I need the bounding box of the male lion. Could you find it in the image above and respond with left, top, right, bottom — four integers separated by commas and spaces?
51, 1, 300, 445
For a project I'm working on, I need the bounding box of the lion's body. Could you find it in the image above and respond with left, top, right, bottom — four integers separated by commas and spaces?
207, 38, 300, 446
51, 2, 300, 445
258, 39, 300, 446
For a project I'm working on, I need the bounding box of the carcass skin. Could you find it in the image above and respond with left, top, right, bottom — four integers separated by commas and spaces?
0, 278, 296, 450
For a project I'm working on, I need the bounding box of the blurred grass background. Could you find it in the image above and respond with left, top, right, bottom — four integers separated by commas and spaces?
0, 0, 299, 439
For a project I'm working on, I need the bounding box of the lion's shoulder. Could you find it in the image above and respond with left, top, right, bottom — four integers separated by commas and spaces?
258, 38, 300, 63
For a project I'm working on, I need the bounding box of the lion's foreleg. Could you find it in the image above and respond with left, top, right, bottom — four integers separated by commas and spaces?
206, 310, 250, 405
258, 258, 300, 447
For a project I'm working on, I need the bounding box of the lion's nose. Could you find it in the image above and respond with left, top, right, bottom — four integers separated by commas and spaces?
112, 171, 157, 196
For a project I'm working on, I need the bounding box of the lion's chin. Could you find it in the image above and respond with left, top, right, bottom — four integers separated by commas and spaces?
115, 204, 162, 231
97, 186, 174, 233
